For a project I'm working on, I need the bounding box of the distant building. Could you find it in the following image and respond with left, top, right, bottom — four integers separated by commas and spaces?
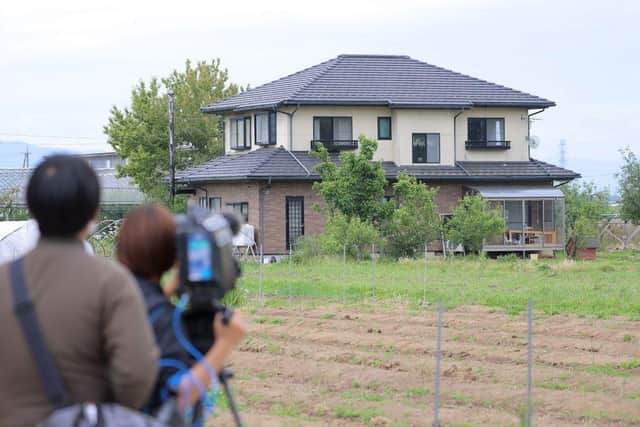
0, 152, 144, 219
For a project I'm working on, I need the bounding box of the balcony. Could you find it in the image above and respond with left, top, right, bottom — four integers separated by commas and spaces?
465, 140, 511, 150
310, 139, 358, 152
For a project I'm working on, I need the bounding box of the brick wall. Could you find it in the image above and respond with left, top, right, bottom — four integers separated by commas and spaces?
428, 182, 465, 214
195, 181, 326, 254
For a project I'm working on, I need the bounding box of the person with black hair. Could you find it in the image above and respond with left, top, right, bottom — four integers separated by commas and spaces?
0, 155, 159, 427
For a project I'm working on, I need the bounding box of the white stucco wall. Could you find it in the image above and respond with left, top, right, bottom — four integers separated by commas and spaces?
222, 106, 532, 164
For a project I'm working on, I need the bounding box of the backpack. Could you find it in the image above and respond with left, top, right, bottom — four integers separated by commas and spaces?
9, 258, 170, 427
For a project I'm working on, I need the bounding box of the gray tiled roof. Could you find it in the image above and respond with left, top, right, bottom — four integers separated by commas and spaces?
0, 168, 144, 206
203, 55, 554, 113
175, 147, 579, 183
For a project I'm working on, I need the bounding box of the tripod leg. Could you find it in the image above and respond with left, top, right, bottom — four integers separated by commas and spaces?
219, 368, 243, 427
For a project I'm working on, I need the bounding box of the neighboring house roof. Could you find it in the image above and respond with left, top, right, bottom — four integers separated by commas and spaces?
203, 54, 554, 113
0, 168, 144, 206
175, 147, 580, 184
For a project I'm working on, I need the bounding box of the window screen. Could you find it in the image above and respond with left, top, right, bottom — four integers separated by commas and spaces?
412, 133, 440, 163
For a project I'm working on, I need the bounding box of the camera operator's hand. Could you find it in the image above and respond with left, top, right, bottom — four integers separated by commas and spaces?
178, 311, 247, 407
212, 311, 247, 354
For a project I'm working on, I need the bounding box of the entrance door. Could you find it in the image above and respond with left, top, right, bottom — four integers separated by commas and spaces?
286, 196, 304, 250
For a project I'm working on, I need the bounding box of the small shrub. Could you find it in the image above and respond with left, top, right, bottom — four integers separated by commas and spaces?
292, 235, 323, 264
319, 214, 382, 259
446, 194, 506, 254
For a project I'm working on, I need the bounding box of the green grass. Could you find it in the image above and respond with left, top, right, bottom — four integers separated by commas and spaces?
404, 386, 430, 397
335, 405, 384, 422
585, 360, 640, 377
270, 403, 302, 417
540, 381, 569, 390
239, 250, 640, 317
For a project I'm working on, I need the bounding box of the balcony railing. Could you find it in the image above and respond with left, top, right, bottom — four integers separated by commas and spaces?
465, 140, 511, 150
310, 139, 358, 152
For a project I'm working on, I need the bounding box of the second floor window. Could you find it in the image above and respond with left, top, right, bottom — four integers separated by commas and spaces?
255, 112, 277, 145
378, 117, 391, 140
313, 117, 352, 142
468, 118, 505, 144
412, 133, 440, 163
230, 117, 251, 150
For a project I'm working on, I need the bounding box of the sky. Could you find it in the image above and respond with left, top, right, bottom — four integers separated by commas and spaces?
1, 0, 639, 191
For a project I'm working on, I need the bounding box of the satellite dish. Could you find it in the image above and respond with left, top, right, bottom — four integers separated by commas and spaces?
527, 135, 541, 149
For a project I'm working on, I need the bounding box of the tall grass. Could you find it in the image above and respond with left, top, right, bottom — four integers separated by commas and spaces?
236, 250, 640, 318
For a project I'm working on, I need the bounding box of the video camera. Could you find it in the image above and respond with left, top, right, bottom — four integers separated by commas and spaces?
175, 206, 242, 354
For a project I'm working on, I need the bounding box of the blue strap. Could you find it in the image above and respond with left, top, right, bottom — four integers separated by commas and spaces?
10, 258, 68, 408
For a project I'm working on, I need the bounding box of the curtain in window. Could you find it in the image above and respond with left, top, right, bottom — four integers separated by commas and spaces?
333, 118, 352, 141
426, 134, 440, 163
236, 119, 244, 147
230, 119, 238, 147
486, 119, 504, 144
412, 134, 426, 163
256, 113, 269, 144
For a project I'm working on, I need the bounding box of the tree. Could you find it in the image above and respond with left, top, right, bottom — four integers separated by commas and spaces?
384, 173, 441, 258
561, 181, 609, 241
313, 135, 392, 224
104, 59, 240, 203
446, 194, 505, 254
618, 148, 640, 224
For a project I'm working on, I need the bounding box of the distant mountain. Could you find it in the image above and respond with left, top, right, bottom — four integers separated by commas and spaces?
0, 141, 77, 168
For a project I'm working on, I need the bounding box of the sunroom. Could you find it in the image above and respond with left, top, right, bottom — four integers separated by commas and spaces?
468, 186, 566, 253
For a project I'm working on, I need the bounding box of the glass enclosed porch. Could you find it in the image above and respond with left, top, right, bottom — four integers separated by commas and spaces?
469, 186, 566, 252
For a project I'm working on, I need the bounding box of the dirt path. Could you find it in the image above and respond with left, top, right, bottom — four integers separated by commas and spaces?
209, 304, 640, 427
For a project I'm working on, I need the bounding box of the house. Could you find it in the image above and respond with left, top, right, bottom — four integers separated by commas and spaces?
175, 54, 579, 254
0, 152, 144, 219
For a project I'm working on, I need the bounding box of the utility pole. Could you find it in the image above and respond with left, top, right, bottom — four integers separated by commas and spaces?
168, 89, 176, 206
559, 139, 567, 168
22, 144, 30, 169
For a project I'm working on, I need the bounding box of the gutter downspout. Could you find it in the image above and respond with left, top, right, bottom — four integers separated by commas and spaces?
453, 109, 465, 163
279, 105, 300, 151
527, 108, 546, 160
259, 176, 272, 255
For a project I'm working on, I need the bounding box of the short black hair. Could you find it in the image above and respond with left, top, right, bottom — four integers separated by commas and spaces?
27, 155, 100, 238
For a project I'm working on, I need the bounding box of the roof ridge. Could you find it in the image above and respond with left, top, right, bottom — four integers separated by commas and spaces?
284, 148, 311, 176
287, 56, 342, 101
531, 158, 553, 176
248, 147, 283, 175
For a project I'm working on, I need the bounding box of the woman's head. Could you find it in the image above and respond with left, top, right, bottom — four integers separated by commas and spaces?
117, 204, 176, 280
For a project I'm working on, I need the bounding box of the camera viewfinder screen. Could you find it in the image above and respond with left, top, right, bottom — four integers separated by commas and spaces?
187, 232, 213, 282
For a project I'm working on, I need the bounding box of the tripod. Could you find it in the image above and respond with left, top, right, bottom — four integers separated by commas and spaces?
219, 368, 243, 427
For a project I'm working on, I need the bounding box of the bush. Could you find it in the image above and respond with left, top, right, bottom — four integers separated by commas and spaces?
319, 214, 382, 259
446, 194, 505, 254
383, 174, 441, 259
292, 235, 323, 264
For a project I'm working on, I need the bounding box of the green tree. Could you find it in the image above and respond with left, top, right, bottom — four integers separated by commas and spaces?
319, 213, 382, 259
313, 135, 392, 223
384, 173, 441, 258
446, 194, 505, 254
104, 59, 240, 204
618, 148, 640, 224
562, 181, 609, 240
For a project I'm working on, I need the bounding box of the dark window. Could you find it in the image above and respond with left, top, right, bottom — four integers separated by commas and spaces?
209, 197, 221, 211
467, 118, 505, 144
230, 117, 251, 150
199, 196, 208, 208
378, 117, 391, 140
286, 196, 304, 250
313, 117, 352, 141
226, 202, 249, 223
255, 112, 277, 145
412, 133, 440, 163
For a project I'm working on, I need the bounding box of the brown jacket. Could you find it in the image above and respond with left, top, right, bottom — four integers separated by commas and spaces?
0, 239, 159, 427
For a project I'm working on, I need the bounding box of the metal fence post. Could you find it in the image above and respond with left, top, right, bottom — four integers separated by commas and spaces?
342, 244, 347, 305
370, 243, 376, 297
434, 300, 443, 427
288, 246, 293, 305
527, 297, 533, 427
258, 244, 264, 306
422, 242, 428, 305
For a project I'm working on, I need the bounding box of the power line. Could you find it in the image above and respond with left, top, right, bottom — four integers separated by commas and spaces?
0, 132, 105, 141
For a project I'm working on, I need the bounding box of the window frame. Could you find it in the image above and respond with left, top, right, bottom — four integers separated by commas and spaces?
208, 197, 222, 211
254, 111, 277, 146
411, 132, 441, 164
377, 117, 392, 140
230, 116, 252, 150
467, 117, 506, 143
226, 202, 249, 223
312, 116, 353, 142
